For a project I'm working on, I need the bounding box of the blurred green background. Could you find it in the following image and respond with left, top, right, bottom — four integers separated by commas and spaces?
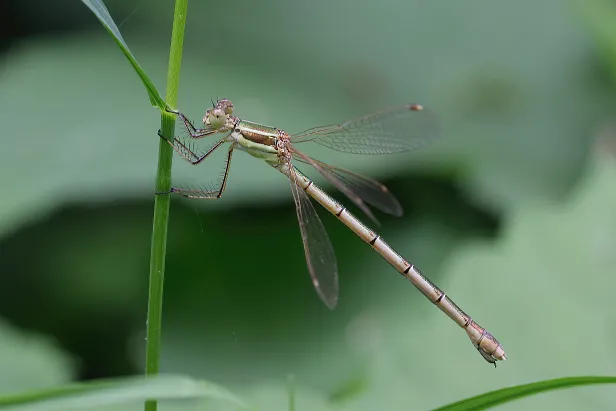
2, 0, 616, 409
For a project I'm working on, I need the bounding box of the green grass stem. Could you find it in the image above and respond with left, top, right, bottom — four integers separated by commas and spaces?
145, 1, 189, 411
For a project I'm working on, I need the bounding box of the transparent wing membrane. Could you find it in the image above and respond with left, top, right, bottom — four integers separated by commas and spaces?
291, 104, 439, 154
289, 167, 339, 309
292, 149, 379, 224
293, 155, 403, 217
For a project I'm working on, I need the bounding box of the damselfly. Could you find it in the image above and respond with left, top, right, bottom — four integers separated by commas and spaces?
159, 99, 506, 365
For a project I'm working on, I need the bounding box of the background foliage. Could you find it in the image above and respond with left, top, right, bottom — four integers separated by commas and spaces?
1, 0, 616, 409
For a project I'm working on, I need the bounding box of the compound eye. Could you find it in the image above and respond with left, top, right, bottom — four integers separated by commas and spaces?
204, 108, 226, 129
217, 99, 234, 115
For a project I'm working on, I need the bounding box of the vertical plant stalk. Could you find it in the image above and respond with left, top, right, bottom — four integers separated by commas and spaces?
145, 1, 188, 411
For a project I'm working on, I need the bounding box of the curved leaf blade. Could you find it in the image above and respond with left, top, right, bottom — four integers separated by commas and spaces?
431, 376, 616, 411
80, 0, 166, 109
0, 374, 246, 410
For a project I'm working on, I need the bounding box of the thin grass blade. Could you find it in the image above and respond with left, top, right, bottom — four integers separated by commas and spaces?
80, 0, 166, 109
431, 376, 616, 411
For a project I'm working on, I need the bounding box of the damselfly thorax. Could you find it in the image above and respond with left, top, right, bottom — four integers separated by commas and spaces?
233, 119, 294, 167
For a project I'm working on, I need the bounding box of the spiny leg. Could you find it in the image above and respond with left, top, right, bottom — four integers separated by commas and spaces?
166, 108, 215, 139
217, 146, 233, 196
158, 129, 226, 165
169, 145, 235, 199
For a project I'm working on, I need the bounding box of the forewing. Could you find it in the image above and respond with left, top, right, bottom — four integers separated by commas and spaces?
290, 104, 439, 154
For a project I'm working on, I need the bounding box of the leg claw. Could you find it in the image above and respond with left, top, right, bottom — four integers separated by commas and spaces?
155, 188, 176, 196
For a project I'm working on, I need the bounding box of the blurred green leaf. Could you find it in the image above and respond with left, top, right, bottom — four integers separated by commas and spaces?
80, 0, 166, 109
0, 319, 73, 395
431, 376, 616, 411
0, 374, 246, 411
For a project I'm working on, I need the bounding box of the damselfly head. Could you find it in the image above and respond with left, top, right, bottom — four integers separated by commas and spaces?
203, 99, 235, 130
203, 108, 227, 130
